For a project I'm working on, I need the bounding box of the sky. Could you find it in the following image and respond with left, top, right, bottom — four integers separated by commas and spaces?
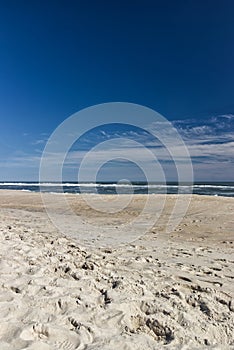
0, 0, 234, 181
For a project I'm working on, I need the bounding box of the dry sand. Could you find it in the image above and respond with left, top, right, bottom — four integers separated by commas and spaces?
0, 190, 233, 349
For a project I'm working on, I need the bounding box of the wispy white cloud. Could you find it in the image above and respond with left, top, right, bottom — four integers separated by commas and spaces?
32, 139, 47, 145
1, 114, 234, 181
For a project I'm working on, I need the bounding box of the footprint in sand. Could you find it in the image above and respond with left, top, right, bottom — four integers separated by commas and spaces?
20, 323, 81, 349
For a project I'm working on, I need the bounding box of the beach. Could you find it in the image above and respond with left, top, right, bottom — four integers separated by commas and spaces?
0, 190, 233, 349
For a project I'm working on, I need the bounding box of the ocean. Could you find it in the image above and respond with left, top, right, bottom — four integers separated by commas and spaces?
0, 182, 234, 197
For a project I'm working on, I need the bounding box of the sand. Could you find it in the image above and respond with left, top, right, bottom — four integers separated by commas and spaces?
0, 190, 233, 349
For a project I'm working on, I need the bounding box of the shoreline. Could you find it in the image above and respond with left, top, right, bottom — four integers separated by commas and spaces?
1, 183, 234, 198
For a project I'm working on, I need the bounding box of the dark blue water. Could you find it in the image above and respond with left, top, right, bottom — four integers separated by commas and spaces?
0, 182, 234, 197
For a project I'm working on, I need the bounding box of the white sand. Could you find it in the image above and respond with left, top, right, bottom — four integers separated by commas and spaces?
0, 190, 233, 349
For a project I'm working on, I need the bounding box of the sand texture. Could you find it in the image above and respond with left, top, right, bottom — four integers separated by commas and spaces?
0, 190, 233, 349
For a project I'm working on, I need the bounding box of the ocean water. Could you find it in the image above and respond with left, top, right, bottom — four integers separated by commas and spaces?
0, 182, 234, 197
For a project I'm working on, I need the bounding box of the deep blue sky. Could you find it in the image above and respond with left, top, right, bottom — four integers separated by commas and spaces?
0, 0, 234, 181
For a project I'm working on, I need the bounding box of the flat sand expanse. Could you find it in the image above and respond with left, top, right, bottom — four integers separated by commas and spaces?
0, 190, 233, 349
